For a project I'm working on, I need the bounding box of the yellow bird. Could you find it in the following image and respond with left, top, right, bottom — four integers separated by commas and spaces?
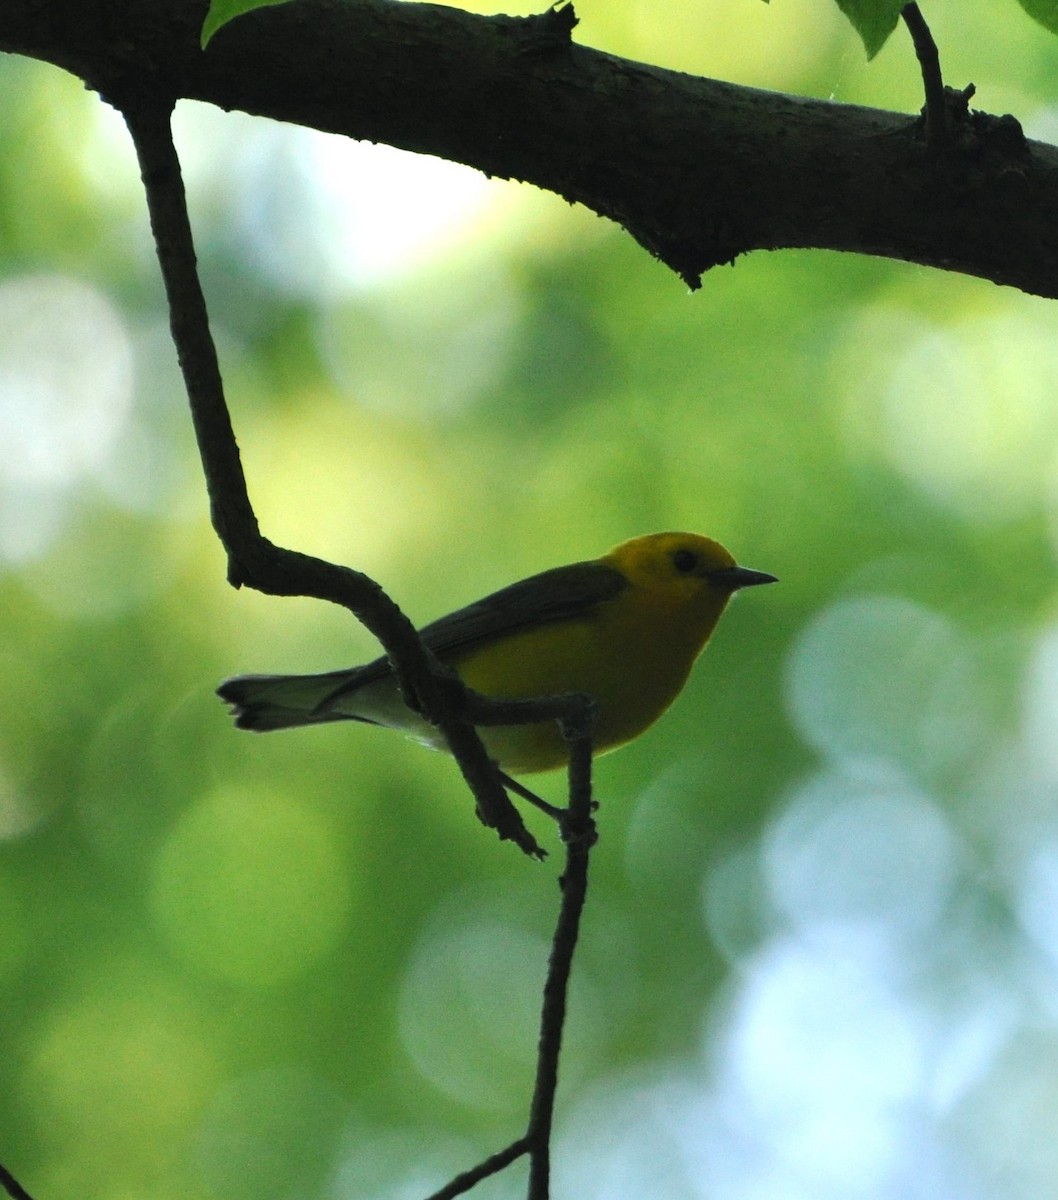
218, 532, 775, 775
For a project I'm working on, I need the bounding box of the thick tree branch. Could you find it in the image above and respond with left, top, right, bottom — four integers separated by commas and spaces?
1, 0, 1055, 296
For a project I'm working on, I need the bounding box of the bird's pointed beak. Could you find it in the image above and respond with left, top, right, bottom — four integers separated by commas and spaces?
708, 565, 778, 590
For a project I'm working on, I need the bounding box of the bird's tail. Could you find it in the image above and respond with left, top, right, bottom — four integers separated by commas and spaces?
217, 671, 371, 732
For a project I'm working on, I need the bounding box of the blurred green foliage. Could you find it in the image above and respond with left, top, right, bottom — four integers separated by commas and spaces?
5, 2, 1058, 1198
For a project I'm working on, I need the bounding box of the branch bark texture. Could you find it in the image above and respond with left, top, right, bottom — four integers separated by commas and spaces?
3, 0, 1056, 296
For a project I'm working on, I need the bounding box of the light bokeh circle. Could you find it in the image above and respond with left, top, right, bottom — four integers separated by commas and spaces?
151, 787, 353, 988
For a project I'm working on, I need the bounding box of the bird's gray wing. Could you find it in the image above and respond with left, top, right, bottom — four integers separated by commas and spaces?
316, 559, 628, 710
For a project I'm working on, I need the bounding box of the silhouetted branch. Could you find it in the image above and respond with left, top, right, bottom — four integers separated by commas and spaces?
117, 89, 603, 1197
0, 1162, 34, 1200
424, 710, 597, 1200
118, 91, 602, 859
425, 1137, 531, 1200
526, 715, 595, 1199
902, 3, 948, 145
0, 0, 1054, 296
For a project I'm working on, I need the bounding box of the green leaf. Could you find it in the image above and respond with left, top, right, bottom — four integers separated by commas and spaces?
201, 0, 296, 48
1016, 0, 1058, 36
831, 0, 906, 58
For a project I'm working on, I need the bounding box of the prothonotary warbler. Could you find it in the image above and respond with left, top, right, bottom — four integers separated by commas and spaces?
217, 532, 776, 775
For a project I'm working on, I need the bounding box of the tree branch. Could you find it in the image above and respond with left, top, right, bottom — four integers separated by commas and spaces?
526, 716, 595, 1199
118, 90, 592, 859
0, 1162, 34, 1200
1, 0, 1054, 296
425, 1137, 532, 1200
112, 74, 608, 1200
423, 709, 597, 1200
902, 3, 947, 145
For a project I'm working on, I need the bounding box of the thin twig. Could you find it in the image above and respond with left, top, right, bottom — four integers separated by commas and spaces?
0, 1162, 34, 1200
116, 92, 593, 858
421, 705, 596, 1200
501, 772, 565, 820
526, 704, 596, 1199
901, 3, 947, 146
424, 1137, 531, 1200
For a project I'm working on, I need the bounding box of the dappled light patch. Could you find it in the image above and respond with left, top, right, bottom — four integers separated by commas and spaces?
785, 596, 990, 782
151, 787, 353, 988
20, 962, 220, 1181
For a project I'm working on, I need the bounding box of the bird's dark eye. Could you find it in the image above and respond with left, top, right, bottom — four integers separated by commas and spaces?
672, 548, 698, 573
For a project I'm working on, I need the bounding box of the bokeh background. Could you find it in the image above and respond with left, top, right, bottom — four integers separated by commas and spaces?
4, 0, 1058, 1197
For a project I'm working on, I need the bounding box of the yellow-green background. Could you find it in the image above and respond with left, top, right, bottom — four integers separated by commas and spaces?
4, 1, 1058, 1197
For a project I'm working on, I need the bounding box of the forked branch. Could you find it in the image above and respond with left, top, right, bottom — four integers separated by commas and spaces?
117, 90, 591, 860
117, 88, 600, 1199
427, 717, 597, 1200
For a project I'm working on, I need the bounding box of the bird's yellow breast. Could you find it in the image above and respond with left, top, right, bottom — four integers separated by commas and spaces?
453, 575, 731, 773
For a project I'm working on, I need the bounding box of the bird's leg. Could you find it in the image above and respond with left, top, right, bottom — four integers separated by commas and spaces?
499, 772, 565, 821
